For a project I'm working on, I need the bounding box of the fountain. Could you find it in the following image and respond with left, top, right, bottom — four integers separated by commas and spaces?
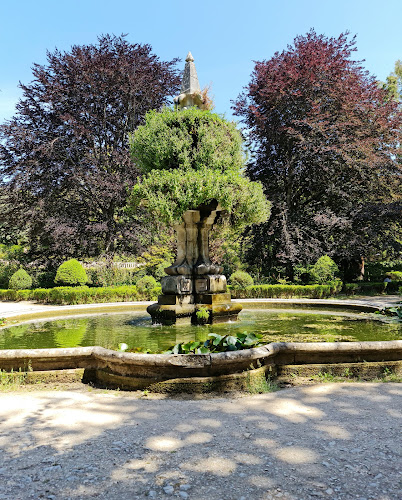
147, 53, 242, 325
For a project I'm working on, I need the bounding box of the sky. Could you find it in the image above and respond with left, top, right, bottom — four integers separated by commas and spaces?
0, 0, 401, 123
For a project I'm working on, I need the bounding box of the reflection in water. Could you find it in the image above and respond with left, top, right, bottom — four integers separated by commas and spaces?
0, 309, 400, 350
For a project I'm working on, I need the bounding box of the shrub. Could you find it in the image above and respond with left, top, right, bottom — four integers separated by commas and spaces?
386, 271, 402, 281
311, 256, 339, 284
137, 275, 157, 293
87, 266, 139, 287
136, 275, 159, 300
0, 261, 19, 289
343, 283, 359, 295
230, 281, 342, 299
54, 259, 88, 286
230, 271, 254, 289
8, 269, 32, 290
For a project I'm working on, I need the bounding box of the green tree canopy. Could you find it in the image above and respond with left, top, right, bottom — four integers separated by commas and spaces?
128, 107, 270, 229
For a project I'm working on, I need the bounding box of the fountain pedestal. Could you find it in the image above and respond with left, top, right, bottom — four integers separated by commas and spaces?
147, 204, 242, 325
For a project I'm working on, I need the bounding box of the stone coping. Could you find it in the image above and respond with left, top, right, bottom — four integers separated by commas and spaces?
1, 341, 401, 378
1, 296, 400, 324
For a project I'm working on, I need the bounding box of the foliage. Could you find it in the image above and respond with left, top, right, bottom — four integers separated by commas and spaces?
86, 266, 140, 287
195, 306, 210, 324
0, 285, 161, 304
346, 281, 402, 294
388, 306, 402, 322
342, 283, 359, 295
229, 270, 254, 289
386, 271, 402, 281
0, 34, 181, 263
365, 260, 402, 281
381, 60, 402, 101
230, 281, 343, 299
311, 256, 339, 284
128, 107, 270, 229
8, 269, 32, 290
136, 275, 157, 294
0, 261, 19, 289
130, 107, 245, 174
234, 30, 402, 280
165, 332, 265, 354
54, 259, 88, 286
137, 244, 174, 281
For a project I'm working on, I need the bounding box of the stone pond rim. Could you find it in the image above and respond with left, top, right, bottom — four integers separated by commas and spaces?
0, 298, 401, 391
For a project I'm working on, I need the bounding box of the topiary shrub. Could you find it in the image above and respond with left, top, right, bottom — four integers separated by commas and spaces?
229, 270, 254, 289
8, 268, 33, 290
311, 256, 339, 284
54, 259, 88, 286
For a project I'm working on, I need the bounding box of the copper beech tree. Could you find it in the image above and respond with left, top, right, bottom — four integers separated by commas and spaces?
0, 35, 181, 264
234, 30, 402, 281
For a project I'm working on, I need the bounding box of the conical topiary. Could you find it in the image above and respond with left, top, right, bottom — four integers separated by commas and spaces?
54, 259, 88, 286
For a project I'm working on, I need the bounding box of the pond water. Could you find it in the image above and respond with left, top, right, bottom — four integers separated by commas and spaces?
0, 308, 400, 352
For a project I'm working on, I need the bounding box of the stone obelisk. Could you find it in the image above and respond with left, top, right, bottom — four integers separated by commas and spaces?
147, 53, 242, 325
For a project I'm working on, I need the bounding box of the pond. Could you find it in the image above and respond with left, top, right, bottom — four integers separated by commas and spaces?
0, 307, 400, 352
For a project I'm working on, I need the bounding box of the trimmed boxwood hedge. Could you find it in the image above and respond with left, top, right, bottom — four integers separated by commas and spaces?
343, 281, 402, 295
230, 281, 343, 299
0, 285, 161, 305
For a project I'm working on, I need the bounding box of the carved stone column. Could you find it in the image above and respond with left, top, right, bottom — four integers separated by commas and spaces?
147, 205, 242, 325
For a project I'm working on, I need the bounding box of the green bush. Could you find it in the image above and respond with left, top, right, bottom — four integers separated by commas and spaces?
229, 271, 254, 289
136, 275, 157, 293
343, 283, 359, 295
343, 281, 402, 295
87, 266, 140, 287
386, 281, 402, 293
136, 276, 160, 300
386, 271, 402, 281
365, 260, 402, 281
230, 281, 342, 299
54, 259, 88, 286
0, 261, 19, 288
311, 256, 339, 284
8, 269, 32, 290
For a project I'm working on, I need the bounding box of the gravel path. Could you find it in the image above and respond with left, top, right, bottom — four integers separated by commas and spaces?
0, 383, 401, 500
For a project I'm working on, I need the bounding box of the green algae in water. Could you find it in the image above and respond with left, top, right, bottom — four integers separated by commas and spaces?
0, 308, 400, 351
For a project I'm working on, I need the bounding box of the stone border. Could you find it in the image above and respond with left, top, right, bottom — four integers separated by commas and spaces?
1, 299, 401, 391
0, 341, 401, 391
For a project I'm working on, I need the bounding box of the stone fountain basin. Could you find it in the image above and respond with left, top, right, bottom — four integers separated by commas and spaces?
0, 299, 401, 391
1, 340, 401, 392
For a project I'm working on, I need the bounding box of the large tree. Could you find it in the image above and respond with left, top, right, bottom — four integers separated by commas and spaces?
234, 30, 402, 280
0, 34, 181, 265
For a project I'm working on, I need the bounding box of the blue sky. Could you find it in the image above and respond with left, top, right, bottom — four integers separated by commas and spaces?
1, 0, 401, 122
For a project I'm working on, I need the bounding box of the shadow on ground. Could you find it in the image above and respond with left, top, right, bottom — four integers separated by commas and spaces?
0, 383, 400, 500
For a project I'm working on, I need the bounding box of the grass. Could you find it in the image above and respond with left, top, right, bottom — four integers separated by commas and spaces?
245, 375, 279, 394
0, 368, 28, 390
312, 368, 402, 384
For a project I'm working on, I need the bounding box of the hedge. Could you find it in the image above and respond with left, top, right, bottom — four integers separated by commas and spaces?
230, 281, 343, 299
343, 281, 402, 295
0, 285, 161, 305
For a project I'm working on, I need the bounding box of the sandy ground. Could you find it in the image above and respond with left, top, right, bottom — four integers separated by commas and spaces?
0, 383, 401, 500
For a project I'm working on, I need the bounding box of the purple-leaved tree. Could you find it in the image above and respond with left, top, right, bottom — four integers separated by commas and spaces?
234, 30, 402, 281
0, 34, 180, 265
